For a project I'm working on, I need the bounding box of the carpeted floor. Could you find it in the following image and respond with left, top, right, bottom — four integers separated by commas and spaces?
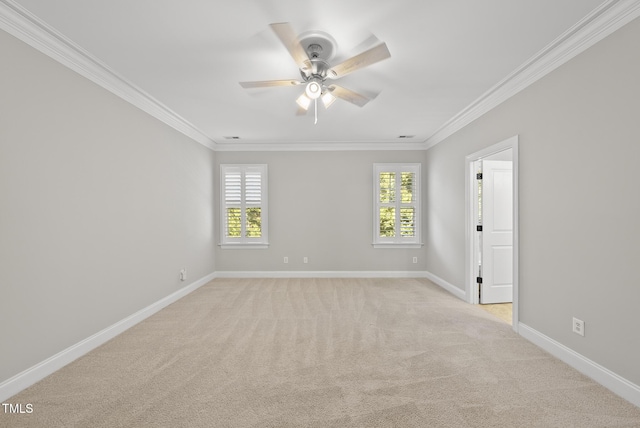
3, 278, 640, 427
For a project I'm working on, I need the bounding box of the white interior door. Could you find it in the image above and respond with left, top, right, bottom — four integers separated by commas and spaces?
480, 160, 513, 304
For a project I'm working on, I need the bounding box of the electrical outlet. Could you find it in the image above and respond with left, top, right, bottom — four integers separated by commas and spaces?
180, 268, 187, 282
572, 317, 585, 336
413, 257, 418, 263
283, 256, 288, 264
303, 257, 308, 264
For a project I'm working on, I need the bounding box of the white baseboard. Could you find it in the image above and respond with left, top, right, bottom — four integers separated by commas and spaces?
214, 271, 429, 279
519, 323, 640, 408
0, 272, 216, 402
424, 270, 467, 301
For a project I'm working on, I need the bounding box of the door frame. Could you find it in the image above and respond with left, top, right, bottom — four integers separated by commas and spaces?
465, 135, 519, 332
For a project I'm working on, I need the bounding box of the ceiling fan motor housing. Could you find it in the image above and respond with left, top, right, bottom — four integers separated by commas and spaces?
301, 58, 332, 80
297, 30, 337, 82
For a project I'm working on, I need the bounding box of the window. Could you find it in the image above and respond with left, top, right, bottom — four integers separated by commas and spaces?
220, 164, 268, 248
373, 163, 421, 248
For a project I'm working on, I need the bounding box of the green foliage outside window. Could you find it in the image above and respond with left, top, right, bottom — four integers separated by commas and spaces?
379, 171, 415, 237
226, 207, 261, 238
401, 172, 414, 203
379, 207, 395, 237
379, 172, 395, 203
226, 208, 241, 237
246, 207, 262, 237
400, 207, 415, 237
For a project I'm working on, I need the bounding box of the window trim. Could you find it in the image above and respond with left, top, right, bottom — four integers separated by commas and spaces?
372, 163, 422, 249
219, 164, 269, 249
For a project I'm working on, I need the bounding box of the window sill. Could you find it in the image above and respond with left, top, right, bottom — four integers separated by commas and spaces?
219, 243, 269, 250
372, 243, 423, 249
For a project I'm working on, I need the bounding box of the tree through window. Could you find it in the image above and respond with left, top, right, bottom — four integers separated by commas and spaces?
373, 164, 421, 248
220, 164, 268, 248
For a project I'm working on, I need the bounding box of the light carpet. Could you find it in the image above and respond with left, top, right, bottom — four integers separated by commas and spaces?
3, 278, 640, 427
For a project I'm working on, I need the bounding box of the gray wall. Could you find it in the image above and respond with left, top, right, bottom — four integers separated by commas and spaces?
3, 7, 638, 397
215, 151, 427, 272
424, 17, 640, 384
0, 30, 216, 382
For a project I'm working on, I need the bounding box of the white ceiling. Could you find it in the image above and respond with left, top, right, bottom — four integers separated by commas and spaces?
8, 0, 608, 149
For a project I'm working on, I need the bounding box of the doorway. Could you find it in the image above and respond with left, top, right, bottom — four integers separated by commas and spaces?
465, 136, 519, 331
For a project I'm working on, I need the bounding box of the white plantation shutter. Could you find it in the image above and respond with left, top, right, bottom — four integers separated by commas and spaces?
224, 168, 242, 238
245, 171, 262, 205
373, 163, 421, 248
220, 165, 268, 248
224, 170, 242, 204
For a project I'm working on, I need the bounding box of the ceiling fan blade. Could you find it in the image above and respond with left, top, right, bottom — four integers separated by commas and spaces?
269, 22, 312, 71
239, 79, 302, 88
328, 42, 391, 79
328, 85, 371, 107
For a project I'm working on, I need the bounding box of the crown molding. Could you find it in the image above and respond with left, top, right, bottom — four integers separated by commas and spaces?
3, 0, 639, 153
214, 140, 428, 152
0, 0, 218, 151
424, 0, 640, 150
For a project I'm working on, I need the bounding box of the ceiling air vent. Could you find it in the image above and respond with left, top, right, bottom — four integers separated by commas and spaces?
398, 135, 415, 139
224, 136, 241, 140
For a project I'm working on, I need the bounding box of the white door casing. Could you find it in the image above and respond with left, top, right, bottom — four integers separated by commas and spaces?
480, 160, 513, 304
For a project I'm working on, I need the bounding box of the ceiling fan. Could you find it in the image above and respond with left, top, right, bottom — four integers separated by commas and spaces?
239, 23, 391, 123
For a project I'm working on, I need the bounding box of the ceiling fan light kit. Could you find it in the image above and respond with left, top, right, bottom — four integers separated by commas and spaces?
239, 22, 391, 124
304, 79, 322, 99
321, 91, 337, 109
296, 93, 311, 110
